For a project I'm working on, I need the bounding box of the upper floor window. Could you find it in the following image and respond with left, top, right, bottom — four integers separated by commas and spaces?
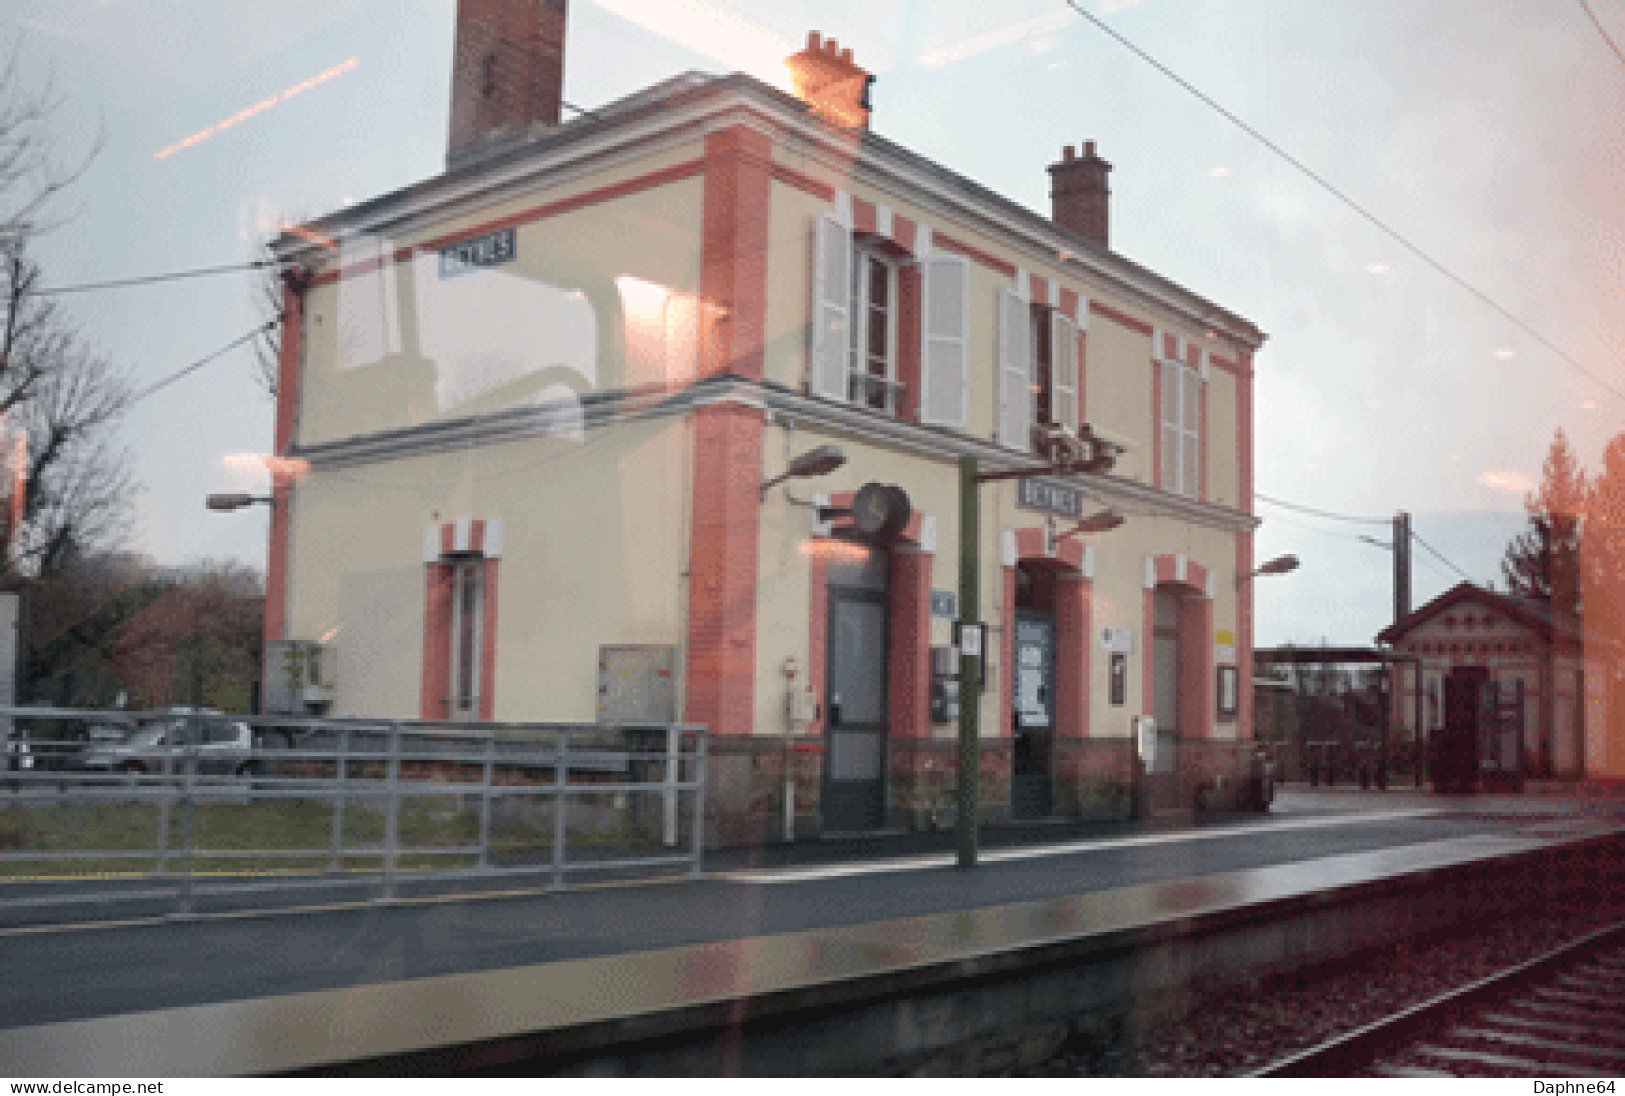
811, 207, 969, 427
1159, 357, 1203, 498
849, 248, 898, 412
999, 289, 1081, 452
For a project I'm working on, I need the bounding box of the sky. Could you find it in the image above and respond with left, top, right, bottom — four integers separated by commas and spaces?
3, 0, 1622, 649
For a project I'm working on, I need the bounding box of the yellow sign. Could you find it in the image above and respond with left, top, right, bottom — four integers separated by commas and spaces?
1215, 629, 1236, 646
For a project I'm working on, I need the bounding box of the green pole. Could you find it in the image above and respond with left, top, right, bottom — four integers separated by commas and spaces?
957, 454, 981, 870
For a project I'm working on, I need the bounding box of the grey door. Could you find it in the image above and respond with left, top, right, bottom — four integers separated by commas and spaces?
824, 588, 888, 833
1011, 611, 1055, 820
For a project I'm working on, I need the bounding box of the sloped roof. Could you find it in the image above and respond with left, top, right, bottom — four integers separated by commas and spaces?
1375, 581, 1583, 647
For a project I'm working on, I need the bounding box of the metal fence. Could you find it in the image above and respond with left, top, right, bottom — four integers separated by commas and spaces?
0, 708, 706, 921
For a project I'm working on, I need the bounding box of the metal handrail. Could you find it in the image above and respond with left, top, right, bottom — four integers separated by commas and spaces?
0, 707, 708, 922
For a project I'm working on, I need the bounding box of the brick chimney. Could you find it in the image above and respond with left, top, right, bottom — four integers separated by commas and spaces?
1049, 141, 1112, 250
447, 0, 569, 167
785, 31, 874, 131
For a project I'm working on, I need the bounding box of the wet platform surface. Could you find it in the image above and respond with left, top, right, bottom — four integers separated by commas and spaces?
1, 792, 1620, 1074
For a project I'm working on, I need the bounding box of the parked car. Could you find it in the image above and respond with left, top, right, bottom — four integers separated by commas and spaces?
76, 708, 259, 778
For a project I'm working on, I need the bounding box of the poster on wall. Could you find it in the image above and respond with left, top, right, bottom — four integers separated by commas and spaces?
1217, 665, 1239, 720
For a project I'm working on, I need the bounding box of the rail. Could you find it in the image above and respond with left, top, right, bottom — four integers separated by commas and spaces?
0, 708, 707, 921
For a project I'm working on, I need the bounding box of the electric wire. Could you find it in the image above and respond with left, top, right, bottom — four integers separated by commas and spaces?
1578, 0, 1625, 70
1256, 492, 1390, 526
33, 258, 289, 297
131, 321, 277, 405
1409, 526, 1477, 584
1063, 0, 1625, 404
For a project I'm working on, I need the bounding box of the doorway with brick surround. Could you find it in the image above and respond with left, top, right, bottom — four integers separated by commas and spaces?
1011, 565, 1057, 820
823, 550, 889, 833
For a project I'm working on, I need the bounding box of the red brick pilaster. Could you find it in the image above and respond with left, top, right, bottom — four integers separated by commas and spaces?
897, 266, 921, 422
264, 280, 302, 654
888, 548, 932, 740
807, 553, 829, 737
420, 563, 453, 720
1054, 574, 1091, 740
480, 558, 500, 721
700, 127, 772, 379
1237, 351, 1255, 739
684, 402, 765, 736
1179, 595, 1214, 740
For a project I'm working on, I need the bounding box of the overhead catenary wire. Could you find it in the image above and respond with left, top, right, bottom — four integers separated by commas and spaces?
1577, 0, 1625, 71
1062, 0, 1625, 405
1256, 492, 1390, 526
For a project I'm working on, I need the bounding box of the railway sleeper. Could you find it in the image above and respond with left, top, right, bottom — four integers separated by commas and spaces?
1477, 1009, 1625, 1048
1448, 1024, 1625, 1067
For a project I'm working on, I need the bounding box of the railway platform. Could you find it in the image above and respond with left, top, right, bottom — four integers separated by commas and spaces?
1, 787, 1621, 1075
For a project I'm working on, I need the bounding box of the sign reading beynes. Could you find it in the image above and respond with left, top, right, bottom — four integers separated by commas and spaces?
1016, 478, 1087, 520
439, 227, 517, 279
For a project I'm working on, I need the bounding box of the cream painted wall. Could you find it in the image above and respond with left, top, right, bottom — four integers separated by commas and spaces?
285, 415, 690, 721
750, 417, 1242, 741
297, 146, 706, 448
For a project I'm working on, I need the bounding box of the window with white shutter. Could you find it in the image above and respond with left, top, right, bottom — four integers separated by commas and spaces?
920, 254, 968, 426
810, 212, 852, 401
1051, 311, 1078, 431
1159, 358, 1205, 498
997, 288, 1032, 450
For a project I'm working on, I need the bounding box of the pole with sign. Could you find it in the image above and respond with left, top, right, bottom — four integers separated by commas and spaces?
956, 455, 981, 870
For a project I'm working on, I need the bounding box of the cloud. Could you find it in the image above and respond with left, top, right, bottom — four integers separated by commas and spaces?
1478, 471, 1534, 494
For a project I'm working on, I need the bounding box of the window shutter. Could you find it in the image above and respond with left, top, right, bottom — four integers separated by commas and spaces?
810, 212, 852, 401
997, 288, 1032, 450
920, 255, 968, 426
1159, 362, 1179, 490
1051, 311, 1078, 431
1182, 368, 1202, 498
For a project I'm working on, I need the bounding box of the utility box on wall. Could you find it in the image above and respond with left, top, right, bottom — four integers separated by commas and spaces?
263, 641, 338, 715
597, 645, 677, 724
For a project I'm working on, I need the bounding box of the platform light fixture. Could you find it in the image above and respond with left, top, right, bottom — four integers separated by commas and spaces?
206, 492, 274, 512
1239, 553, 1299, 585
760, 444, 846, 497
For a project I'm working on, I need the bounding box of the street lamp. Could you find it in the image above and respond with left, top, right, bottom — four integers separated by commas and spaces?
1239, 553, 1299, 584
760, 444, 847, 498
206, 492, 273, 512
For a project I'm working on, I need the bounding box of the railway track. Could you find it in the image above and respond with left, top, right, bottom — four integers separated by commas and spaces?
1253, 920, 1625, 1077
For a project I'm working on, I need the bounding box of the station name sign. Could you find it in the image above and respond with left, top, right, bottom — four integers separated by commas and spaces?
439, 227, 516, 279
1016, 477, 1087, 520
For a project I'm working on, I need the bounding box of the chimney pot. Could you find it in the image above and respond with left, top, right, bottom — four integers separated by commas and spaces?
787, 29, 873, 131
1049, 138, 1112, 250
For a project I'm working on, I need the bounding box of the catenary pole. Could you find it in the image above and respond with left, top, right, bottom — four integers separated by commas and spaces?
957, 454, 981, 870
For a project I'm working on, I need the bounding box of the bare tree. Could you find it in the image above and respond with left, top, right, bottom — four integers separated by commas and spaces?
250, 239, 283, 401
0, 40, 102, 239
0, 40, 131, 578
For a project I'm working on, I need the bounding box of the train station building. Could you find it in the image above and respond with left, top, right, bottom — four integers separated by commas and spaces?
264, 0, 1268, 841
1379, 581, 1607, 781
